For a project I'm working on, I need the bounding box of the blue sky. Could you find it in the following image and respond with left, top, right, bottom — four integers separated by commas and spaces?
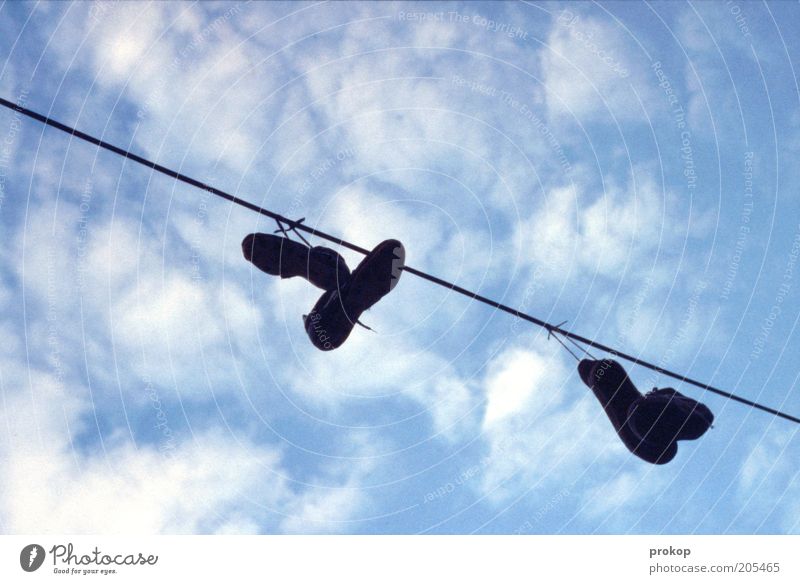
1, 0, 799, 534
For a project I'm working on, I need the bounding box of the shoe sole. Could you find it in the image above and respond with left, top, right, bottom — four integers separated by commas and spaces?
346, 239, 405, 314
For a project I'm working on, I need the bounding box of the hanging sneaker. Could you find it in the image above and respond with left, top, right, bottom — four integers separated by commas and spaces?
627, 388, 714, 445
242, 233, 350, 292
304, 239, 405, 351
578, 358, 677, 465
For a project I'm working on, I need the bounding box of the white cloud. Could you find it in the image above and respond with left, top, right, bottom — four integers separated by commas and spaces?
12, 196, 264, 392
0, 361, 282, 534
483, 347, 554, 428
673, 6, 775, 141
117, 273, 222, 348
513, 172, 703, 289
578, 469, 669, 532
737, 426, 800, 533
0, 359, 379, 534
476, 340, 618, 501
108, 259, 267, 390
280, 483, 363, 535
70, 2, 279, 177
409, 375, 480, 442
540, 10, 653, 123
14, 201, 80, 308
276, 322, 481, 437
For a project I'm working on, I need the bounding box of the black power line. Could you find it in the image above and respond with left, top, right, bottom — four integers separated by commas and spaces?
2, 95, 797, 425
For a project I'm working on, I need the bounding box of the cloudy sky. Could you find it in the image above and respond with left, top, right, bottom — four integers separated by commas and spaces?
1, 0, 799, 534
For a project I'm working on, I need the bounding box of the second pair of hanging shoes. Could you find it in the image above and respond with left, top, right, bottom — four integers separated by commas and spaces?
242, 233, 405, 351
578, 358, 714, 464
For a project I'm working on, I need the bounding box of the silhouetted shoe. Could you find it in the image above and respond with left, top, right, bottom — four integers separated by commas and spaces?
304, 239, 405, 351
578, 358, 677, 465
242, 233, 350, 292
627, 388, 714, 445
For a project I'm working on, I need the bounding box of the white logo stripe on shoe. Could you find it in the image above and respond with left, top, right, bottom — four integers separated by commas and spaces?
389, 244, 405, 291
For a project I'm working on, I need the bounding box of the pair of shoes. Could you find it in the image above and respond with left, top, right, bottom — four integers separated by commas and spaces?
578, 359, 713, 465
242, 233, 405, 351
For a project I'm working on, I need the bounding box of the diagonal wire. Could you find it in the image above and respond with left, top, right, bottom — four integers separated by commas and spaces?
550, 332, 581, 362
2, 96, 798, 425
566, 333, 597, 361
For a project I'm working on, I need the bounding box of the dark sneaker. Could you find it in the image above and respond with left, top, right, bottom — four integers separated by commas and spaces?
627, 388, 713, 445
242, 233, 350, 292
304, 239, 405, 351
578, 359, 677, 465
